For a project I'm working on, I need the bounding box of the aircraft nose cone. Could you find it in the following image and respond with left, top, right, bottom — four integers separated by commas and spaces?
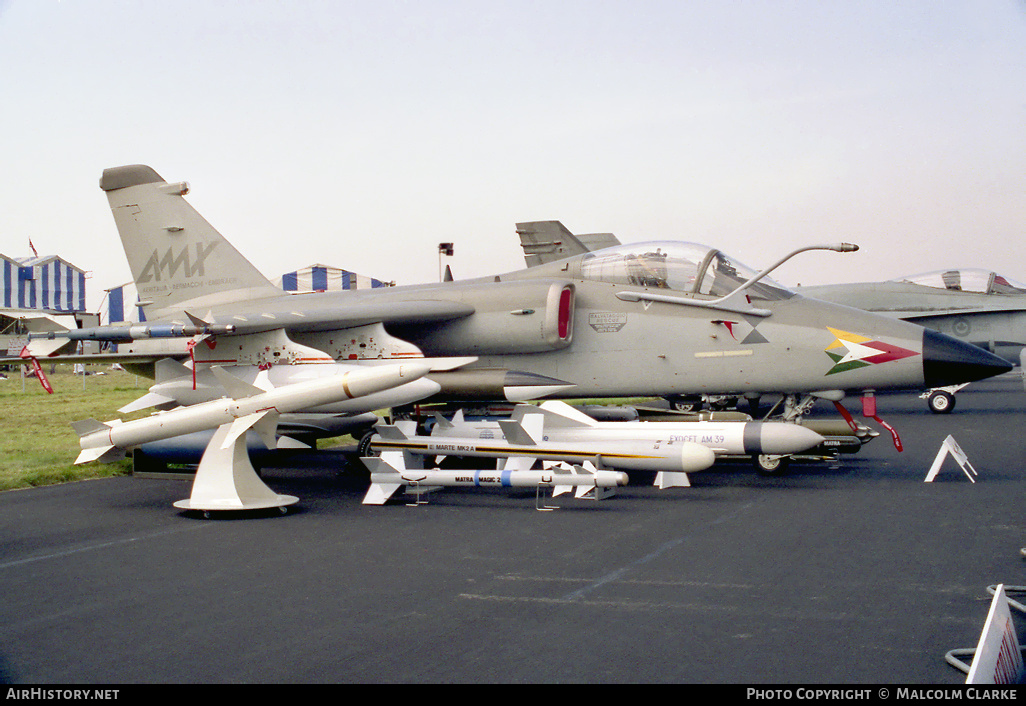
922, 329, 1013, 388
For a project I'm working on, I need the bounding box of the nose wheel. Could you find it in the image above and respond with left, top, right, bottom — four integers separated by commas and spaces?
927, 390, 955, 414
754, 454, 789, 475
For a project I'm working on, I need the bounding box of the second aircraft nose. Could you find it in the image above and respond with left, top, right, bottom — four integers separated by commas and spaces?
922, 329, 1013, 388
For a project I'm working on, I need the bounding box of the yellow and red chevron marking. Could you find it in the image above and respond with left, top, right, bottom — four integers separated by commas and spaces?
824, 327, 918, 375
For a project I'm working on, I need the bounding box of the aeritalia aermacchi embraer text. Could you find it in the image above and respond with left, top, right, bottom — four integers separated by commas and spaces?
27, 165, 1011, 455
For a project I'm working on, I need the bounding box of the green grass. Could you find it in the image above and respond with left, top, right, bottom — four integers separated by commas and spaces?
0, 365, 149, 491
0, 364, 364, 491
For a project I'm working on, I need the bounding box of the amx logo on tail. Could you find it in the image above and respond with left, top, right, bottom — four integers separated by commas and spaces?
824, 326, 918, 375
138, 243, 218, 283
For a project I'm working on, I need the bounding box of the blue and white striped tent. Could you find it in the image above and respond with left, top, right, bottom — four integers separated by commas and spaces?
105, 281, 146, 324
276, 264, 391, 292
103, 264, 391, 325
2, 253, 87, 312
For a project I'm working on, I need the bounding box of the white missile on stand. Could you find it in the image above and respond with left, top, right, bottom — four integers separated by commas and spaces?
72, 362, 432, 464
117, 357, 472, 414
70, 362, 432, 514
362, 455, 629, 507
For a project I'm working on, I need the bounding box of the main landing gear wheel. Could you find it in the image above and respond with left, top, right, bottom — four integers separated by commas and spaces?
754, 454, 790, 476
357, 430, 376, 457
667, 395, 703, 413
927, 390, 955, 414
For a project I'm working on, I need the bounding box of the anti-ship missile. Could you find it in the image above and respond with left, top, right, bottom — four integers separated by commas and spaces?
369, 419, 717, 474
432, 400, 826, 459
362, 456, 629, 505
72, 362, 430, 464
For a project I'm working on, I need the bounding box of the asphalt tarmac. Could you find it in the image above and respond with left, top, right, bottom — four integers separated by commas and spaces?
1, 376, 1023, 684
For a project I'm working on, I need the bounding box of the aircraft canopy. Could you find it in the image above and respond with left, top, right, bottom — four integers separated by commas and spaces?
580, 241, 793, 300
894, 268, 1026, 295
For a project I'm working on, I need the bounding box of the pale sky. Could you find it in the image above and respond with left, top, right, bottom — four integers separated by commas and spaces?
1, 1, 1024, 310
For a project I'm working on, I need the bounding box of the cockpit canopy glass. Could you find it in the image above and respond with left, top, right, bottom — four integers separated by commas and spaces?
580, 241, 793, 301
894, 269, 1026, 296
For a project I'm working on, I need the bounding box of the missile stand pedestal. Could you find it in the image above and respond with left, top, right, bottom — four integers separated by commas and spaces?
173, 423, 299, 517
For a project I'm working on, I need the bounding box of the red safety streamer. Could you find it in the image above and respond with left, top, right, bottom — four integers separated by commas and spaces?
870, 415, 903, 452
862, 394, 902, 452
831, 401, 859, 433
19, 347, 53, 394
186, 339, 197, 390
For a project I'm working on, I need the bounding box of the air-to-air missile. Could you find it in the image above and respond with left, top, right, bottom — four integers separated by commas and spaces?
361, 456, 629, 506
71, 362, 431, 464
116, 357, 448, 415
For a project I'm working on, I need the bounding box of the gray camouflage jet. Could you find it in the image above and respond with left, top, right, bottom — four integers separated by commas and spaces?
24, 165, 1011, 433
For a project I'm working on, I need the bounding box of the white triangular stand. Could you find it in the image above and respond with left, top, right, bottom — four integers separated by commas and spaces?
925, 435, 978, 483
173, 423, 299, 514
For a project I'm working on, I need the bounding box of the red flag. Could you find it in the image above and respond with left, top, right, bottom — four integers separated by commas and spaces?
29, 239, 38, 258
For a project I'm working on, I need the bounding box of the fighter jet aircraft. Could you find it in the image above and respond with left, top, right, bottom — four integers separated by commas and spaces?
23, 165, 1010, 435
800, 269, 1026, 412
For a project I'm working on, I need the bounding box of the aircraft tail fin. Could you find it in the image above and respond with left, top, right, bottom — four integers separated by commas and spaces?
516, 221, 621, 267
99, 165, 282, 318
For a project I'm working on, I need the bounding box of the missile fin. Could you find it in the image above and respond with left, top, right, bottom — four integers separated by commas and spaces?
70, 418, 110, 438
564, 464, 594, 498
361, 456, 404, 503
153, 357, 193, 383
501, 455, 535, 471
362, 456, 400, 474
374, 424, 409, 441
276, 435, 311, 450
535, 400, 600, 427
210, 366, 265, 399
431, 413, 453, 431
252, 410, 280, 449
118, 391, 177, 414
184, 311, 210, 327
23, 338, 69, 358
522, 412, 544, 443
362, 482, 402, 505
74, 445, 125, 465
498, 413, 543, 445
575, 485, 596, 499
221, 410, 279, 450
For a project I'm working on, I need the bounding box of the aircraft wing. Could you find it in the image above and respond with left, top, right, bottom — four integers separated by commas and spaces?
0, 350, 172, 367
196, 298, 475, 335
895, 304, 1026, 321
11, 298, 476, 362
